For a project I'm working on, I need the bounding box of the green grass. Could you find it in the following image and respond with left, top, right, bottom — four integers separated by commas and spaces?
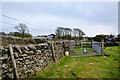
74, 46, 93, 53
34, 46, 119, 79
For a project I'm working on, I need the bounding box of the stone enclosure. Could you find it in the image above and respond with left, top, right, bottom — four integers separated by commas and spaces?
1, 41, 73, 79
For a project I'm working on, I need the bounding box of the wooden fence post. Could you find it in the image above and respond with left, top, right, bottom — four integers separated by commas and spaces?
51, 42, 56, 62
9, 45, 19, 80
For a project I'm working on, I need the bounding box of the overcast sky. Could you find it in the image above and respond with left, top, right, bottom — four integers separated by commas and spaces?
1, 1, 118, 37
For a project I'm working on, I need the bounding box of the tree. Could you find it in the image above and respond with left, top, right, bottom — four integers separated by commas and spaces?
56, 27, 72, 39
0, 32, 6, 35
55, 27, 62, 39
73, 28, 85, 40
93, 34, 108, 42
56, 27, 85, 40
56, 27, 65, 39
15, 23, 29, 38
63, 28, 72, 39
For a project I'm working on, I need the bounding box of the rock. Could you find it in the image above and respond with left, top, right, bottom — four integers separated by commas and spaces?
16, 61, 21, 64
26, 61, 30, 65
35, 67, 38, 71
43, 56, 47, 59
28, 44, 36, 50
2, 54, 8, 59
18, 58, 23, 61
14, 52, 19, 58
22, 54, 28, 57
4, 48, 8, 52
24, 46, 29, 51
15, 45, 22, 54
2, 63, 6, 67
40, 60, 44, 63
28, 51, 34, 55
39, 43, 47, 46
8, 73, 14, 78
41, 49, 45, 53
0, 46, 4, 50
36, 50, 41, 53
8, 68, 12, 72
23, 65, 27, 69
31, 61, 34, 63
23, 50, 29, 54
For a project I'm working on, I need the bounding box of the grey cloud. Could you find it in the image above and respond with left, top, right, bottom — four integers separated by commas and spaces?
2, 2, 118, 36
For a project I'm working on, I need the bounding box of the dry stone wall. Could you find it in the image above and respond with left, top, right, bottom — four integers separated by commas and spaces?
1, 41, 74, 79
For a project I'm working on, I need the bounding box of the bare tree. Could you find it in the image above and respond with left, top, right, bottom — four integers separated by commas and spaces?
15, 23, 29, 38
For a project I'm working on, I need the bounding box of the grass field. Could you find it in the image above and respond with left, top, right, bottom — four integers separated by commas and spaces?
34, 45, 119, 79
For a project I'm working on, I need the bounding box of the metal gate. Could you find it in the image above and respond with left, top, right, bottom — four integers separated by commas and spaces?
69, 41, 104, 57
